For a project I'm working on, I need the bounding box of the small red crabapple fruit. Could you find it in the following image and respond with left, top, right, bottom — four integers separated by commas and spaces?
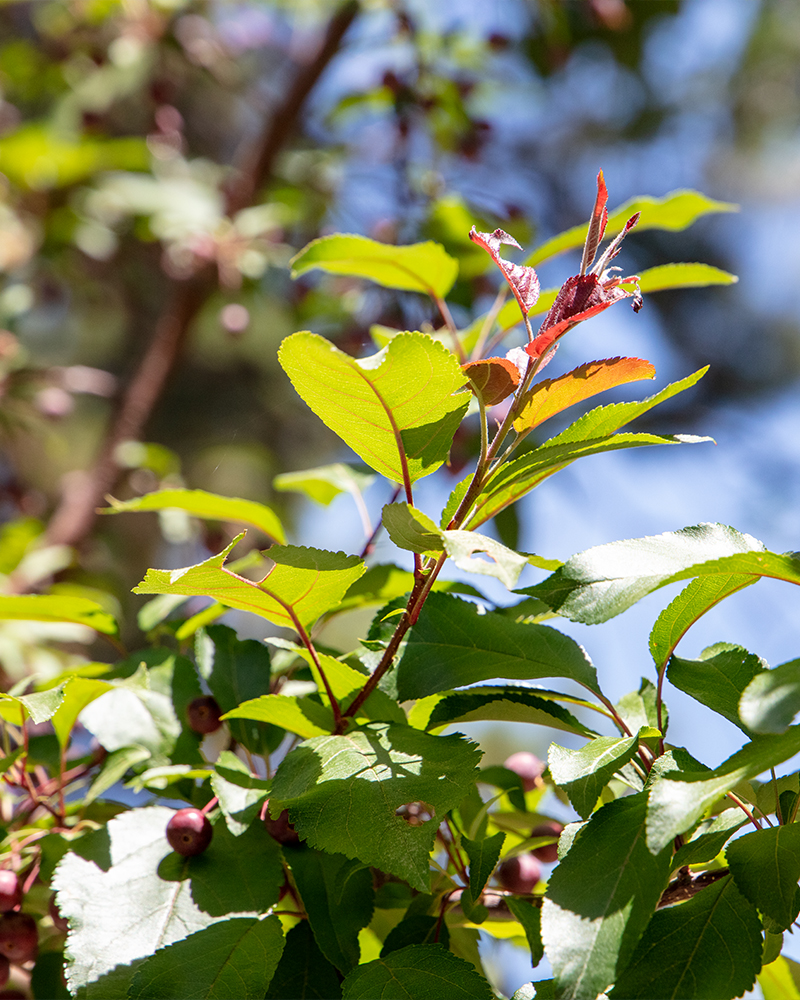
0, 873, 21, 913
496, 854, 542, 894
0, 954, 8, 989
0, 912, 38, 963
186, 696, 223, 735
49, 894, 69, 933
503, 751, 545, 792
530, 820, 564, 863
166, 809, 213, 856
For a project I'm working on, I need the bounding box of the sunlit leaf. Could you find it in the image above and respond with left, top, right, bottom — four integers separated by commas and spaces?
273, 463, 375, 506
462, 357, 521, 406
549, 734, 642, 819
0, 594, 118, 635
726, 823, 800, 932
667, 643, 766, 734
422, 686, 596, 737
224, 695, 333, 739
739, 658, 800, 733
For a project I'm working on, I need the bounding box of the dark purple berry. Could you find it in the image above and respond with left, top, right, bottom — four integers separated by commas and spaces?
264, 808, 299, 845
166, 808, 213, 856
186, 696, 223, 735
0, 874, 20, 914
0, 912, 38, 963
530, 821, 564, 863
496, 854, 541, 894
503, 752, 545, 792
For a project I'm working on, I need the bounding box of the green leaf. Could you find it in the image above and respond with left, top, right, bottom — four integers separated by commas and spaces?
548, 734, 642, 819
541, 793, 672, 1000
270, 721, 481, 891
0, 594, 118, 635
273, 463, 375, 506
646, 727, 800, 853
615, 679, 662, 736
726, 823, 800, 931
134, 538, 365, 630
128, 916, 284, 999
441, 530, 529, 590
290, 233, 459, 299
0, 685, 66, 726
396, 593, 601, 701
649, 575, 758, 673
667, 643, 766, 734
759, 956, 800, 1000
84, 746, 152, 806
608, 876, 762, 1000
50, 677, 114, 747
467, 370, 710, 530
527, 189, 737, 267
530, 523, 765, 625
382, 503, 444, 554
423, 685, 596, 738
671, 809, 746, 869
739, 658, 800, 733
265, 920, 342, 999
211, 752, 269, 836
341, 944, 494, 999
278, 331, 469, 486
224, 693, 334, 739
101, 488, 285, 544
505, 898, 544, 969
380, 915, 448, 955
634, 261, 738, 293
287, 848, 374, 974
291, 647, 405, 725
461, 831, 505, 921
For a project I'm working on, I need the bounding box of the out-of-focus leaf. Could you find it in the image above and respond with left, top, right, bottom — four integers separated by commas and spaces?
51, 677, 114, 746
759, 956, 800, 1000
290, 233, 459, 298
102, 488, 285, 544
0, 594, 118, 635
273, 463, 375, 506
279, 331, 468, 486
0, 686, 66, 726
634, 261, 738, 293
341, 944, 494, 999
739, 658, 800, 733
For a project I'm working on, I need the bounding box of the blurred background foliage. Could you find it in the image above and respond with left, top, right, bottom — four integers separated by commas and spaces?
0, 0, 797, 668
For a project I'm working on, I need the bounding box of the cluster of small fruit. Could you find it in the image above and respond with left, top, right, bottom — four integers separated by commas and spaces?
495, 752, 564, 894
0, 870, 67, 995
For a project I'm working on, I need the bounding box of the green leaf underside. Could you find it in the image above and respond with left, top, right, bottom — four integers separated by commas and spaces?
739, 658, 800, 733
128, 917, 284, 999
0, 685, 66, 726
265, 920, 342, 1000
340, 944, 494, 999
287, 848, 374, 974
466, 369, 710, 530
609, 876, 762, 1000
759, 956, 800, 1000
102, 488, 285, 544
382, 503, 443, 554
425, 686, 595, 737
0, 594, 118, 635
134, 538, 364, 630
290, 233, 459, 299
224, 693, 334, 739
649, 575, 758, 672
646, 726, 800, 853
668, 643, 765, 734
542, 793, 671, 1000
53, 807, 283, 992
396, 593, 600, 701
549, 735, 641, 819
278, 331, 469, 485
270, 721, 481, 891
529, 522, 766, 625
527, 190, 737, 267
726, 823, 800, 931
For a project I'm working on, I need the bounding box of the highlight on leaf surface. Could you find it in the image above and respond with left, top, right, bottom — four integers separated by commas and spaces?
462, 357, 521, 406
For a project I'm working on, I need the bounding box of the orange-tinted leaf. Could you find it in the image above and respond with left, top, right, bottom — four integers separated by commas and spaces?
462, 357, 521, 406
514, 357, 656, 434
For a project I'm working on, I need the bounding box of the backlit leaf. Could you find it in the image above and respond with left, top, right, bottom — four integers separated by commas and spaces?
462, 357, 521, 406
224, 693, 333, 739
0, 594, 118, 635
739, 658, 800, 733
423, 685, 595, 738
273, 463, 375, 506
382, 503, 443, 554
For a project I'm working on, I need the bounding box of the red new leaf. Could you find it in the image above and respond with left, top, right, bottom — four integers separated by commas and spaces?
462, 357, 521, 406
468, 227, 540, 316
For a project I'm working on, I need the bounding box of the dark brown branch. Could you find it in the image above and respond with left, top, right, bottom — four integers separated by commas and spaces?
45, 1, 360, 549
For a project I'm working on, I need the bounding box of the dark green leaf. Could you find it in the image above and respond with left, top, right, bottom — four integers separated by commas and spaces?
477, 765, 526, 810
739, 659, 800, 733
609, 876, 762, 1000
726, 823, 800, 931
671, 809, 746, 869
548, 734, 642, 819
265, 919, 342, 999
341, 944, 494, 999
31, 951, 71, 1000
380, 915, 448, 956
461, 831, 505, 921
667, 643, 766, 734
128, 916, 284, 999
271, 722, 481, 891
424, 686, 595, 738
396, 593, 600, 701
286, 848, 373, 974
541, 793, 672, 999
506, 898, 544, 969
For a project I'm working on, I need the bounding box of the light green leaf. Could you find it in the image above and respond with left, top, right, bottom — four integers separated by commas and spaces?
128, 916, 284, 999
441, 529, 529, 590
634, 261, 738, 293
134, 537, 364, 630
608, 876, 761, 1000
467, 370, 710, 530
0, 594, 118, 635
759, 956, 800, 1000
290, 233, 459, 299
270, 721, 481, 891
739, 658, 800, 733
84, 746, 152, 806
273, 463, 375, 506
726, 823, 800, 931
615, 679, 662, 736
382, 503, 444, 554
548, 734, 641, 819
278, 331, 469, 486
667, 643, 766, 734
290, 646, 406, 724
529, 522, 765, 625
341, 944, 494, 999
101, 488, 285, 544
0, 685, 66, 726
211, 752, 269, 836
287, 848, 374, 974
527, 189, 737, 267
224, 694, 333, 739
649, 575, 759, 673
50, 677, 114, 747
541, 793, 671, 1000
646, 726, 800, 853
423, 685, 596, 738
396, 593, 601, 701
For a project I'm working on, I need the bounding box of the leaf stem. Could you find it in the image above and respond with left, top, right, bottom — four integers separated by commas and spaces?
294, 617, 342, 729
